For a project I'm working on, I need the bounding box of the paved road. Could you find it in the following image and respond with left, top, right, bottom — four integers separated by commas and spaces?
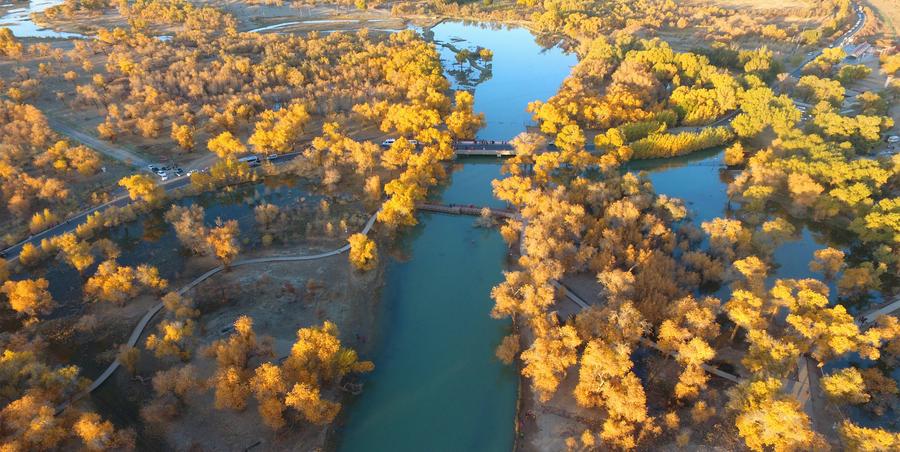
0, 152, 301, 264
789, 4, 867, 78
11, 0, 868, 263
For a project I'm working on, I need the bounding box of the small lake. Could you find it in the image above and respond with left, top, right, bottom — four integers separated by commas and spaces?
0, 0, 83, 38
632, 148, 862, 308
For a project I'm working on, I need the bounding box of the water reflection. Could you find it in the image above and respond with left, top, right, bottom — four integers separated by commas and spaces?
428, 21, 576, 140
637, 147, 878, 310
0, 0, 84, 38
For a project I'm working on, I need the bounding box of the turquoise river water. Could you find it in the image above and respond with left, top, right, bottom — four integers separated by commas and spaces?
336, 22, 576, 452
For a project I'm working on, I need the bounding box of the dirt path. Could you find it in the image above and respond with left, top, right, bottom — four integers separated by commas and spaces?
83, 211, 378, 395
47, 117, 150, 169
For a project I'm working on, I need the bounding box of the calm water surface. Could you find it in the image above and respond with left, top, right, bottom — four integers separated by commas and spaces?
336, 21, 575, 452
336, 164, 516, 452
634, 148, 849, 304
0, 0, 83, 38
430, 21, 576, 140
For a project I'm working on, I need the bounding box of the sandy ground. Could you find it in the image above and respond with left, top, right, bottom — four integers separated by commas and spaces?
510, 267, 748, 450
0, 40, 134, 242
93, 238, 383, 451
865, 0, 900, 36
517, 366, 599, 452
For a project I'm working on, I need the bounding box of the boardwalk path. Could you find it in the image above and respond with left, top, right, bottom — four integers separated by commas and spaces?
85, 204, 514, 394
84, 212, 378, 394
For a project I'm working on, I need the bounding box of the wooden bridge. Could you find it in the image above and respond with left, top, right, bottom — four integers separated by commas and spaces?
416, 203, 517, 219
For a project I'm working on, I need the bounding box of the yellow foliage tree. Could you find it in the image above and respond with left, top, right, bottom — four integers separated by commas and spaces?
206, 218, 240, 266
521, 324, 581, 402
839, 420, 900, 451
284, 382, 340, 425
821, 367, 869, 405
213, 366, 249, 411
248, 103, 310, 154
1, 278, 55, 319
727, 378, 820, 451
118, 174, 164, 204
445, 91, 485, 140
348, 233, 378, 271
207, 131, 246, 159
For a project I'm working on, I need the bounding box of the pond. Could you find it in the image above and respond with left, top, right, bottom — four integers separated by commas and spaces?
0, 0, 83, 38
631, 148, 868, 309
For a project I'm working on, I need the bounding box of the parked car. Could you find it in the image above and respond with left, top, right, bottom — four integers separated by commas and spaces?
148, 164, 161, 172
381, 138, 396, 147
174, 168, 184, 177
266, 154, 278, 161
238, 155, 261, 167
160, 173, 169, 181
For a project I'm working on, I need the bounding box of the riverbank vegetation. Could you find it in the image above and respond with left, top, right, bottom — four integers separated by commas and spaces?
0, 1, 471, 447
0, 101, 126, 246
492, 121, 899, 449
1, 0, 899, 449
487, 4, 900, 447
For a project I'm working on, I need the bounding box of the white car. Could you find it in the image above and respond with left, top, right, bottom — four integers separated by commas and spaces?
160, 173, 169, 181
267, 154, 278, 161
381, 138, 396, 147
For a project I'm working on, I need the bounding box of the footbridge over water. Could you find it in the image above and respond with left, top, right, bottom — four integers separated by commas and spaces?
451, 140, 598, 157
416, 203, 517, 219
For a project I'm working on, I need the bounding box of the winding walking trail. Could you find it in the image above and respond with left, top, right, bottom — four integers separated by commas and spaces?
84, 212, 378, 394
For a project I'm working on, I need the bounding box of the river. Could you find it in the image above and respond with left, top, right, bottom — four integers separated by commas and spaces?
6, 12, 888, 447
336, 18, 876, 450
334, 22, 576, 452
430, 21, 576, 140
